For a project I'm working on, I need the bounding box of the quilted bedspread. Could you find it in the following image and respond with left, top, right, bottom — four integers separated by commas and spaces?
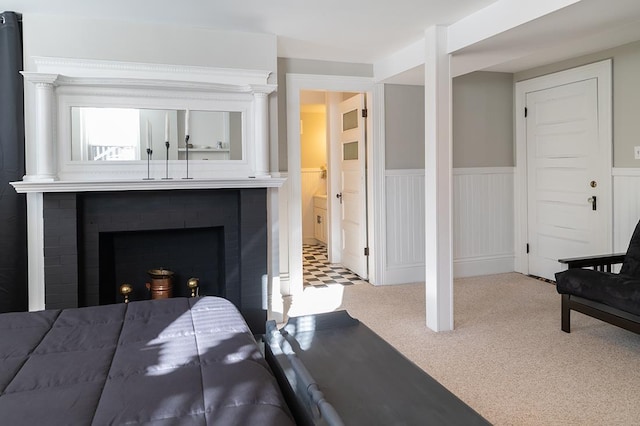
0, 297, 294, 425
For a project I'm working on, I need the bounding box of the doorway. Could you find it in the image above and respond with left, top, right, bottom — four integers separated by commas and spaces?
285, 73, 379, 302
299, 90, 368, 285
514, 60, 613, 280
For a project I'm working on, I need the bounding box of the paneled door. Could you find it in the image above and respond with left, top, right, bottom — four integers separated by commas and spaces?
526, 78, 609, 280
339, 94, 368, 279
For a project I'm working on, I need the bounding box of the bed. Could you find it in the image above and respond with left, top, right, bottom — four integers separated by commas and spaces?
0, 296, 295, 425
0, 296, 489, 425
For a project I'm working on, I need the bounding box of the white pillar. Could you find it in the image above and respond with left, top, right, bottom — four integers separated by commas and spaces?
253, 91, 270, 177
424, 26, 454, 332
22, 73, 59, 182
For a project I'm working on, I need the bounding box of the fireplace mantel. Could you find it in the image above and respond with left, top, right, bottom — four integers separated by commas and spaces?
11, 176, 286, 193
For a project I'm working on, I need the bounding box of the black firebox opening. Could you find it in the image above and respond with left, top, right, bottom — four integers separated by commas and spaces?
99, 227, 225, 305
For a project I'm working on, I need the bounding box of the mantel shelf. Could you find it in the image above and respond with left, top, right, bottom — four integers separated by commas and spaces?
177, 148, 230, 152
10, 176, 286, 193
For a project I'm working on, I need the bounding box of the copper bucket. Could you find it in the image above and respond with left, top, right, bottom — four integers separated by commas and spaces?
146, 268, 174, 299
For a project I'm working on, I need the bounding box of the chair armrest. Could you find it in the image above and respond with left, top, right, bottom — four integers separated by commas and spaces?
558, 253, 626, 270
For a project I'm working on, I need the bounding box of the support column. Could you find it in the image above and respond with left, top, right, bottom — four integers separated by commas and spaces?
424, 26, 454, 332
253, 90, 271, 177
21, 73, 59, 182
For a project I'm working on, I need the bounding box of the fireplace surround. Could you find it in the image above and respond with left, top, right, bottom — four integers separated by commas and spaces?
43, 188, 269, 333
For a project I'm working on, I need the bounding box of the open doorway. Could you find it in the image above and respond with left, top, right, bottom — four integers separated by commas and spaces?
299, 89, 368, 288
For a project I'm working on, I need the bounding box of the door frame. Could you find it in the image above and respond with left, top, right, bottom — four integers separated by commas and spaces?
286, 73, 382, 297
514, 59, 613, 275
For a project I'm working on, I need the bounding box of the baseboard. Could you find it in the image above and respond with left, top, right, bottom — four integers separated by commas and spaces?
379, 265, 425, 286
453, 255, 514, 278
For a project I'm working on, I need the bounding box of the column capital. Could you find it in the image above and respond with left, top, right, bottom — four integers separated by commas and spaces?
20, 72, 60, 86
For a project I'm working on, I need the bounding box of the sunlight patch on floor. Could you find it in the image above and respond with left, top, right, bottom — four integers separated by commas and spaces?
287, 284, 345, 317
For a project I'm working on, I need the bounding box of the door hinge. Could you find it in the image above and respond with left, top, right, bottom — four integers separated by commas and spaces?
524, 107, 528, 118
364, 247, 369, 256
526, 243, 530, 254
362, 108, 368, 118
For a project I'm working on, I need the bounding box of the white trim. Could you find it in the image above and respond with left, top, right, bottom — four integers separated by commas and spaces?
385, 168, 424, 176
11, 177, 285, 193
285, 74, 380, 306
514, 59, 613, 275
32, 56, 272, 86
26, 193, 45, 311
453, 166, 514, 175
612, 168, 640, 177
453, 255, 515, 278
371, 84, 386, 285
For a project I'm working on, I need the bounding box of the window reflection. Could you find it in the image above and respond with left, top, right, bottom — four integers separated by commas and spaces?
77, 107, 140, 161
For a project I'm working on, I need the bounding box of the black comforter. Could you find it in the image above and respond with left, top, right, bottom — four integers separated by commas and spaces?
0, 297, 294, 425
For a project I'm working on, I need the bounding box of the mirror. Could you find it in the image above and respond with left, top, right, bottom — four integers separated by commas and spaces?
70, 107, 243, 161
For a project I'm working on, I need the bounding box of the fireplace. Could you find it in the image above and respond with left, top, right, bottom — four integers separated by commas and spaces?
42, 188, 268, 333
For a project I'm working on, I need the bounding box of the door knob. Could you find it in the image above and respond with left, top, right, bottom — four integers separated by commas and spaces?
588, 196, 597, 211
336, 193, 343, 204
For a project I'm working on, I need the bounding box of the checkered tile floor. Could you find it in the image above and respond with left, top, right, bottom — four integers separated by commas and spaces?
303, 244, 365, 287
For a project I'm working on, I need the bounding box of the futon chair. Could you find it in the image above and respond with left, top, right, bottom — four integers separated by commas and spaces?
555, 219, 640, 334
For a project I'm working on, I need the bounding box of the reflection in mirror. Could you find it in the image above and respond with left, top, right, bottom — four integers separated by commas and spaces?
71, 107, 243, 161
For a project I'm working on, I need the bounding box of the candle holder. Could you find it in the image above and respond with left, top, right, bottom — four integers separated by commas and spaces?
183, 134, 193, 179
162, 140, 172, 180
143, 148, 154, 180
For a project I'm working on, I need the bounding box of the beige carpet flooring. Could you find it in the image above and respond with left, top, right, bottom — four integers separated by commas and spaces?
293, 272, 640, 425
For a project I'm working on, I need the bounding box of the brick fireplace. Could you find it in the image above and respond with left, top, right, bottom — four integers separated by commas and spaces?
42, 188, 268, 333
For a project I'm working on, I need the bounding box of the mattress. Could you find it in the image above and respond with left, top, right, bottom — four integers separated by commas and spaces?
0, 296, 294, 425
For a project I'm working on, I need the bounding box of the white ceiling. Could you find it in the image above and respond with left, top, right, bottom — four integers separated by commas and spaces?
5, 0, 640, 77
5, 0, 496, 63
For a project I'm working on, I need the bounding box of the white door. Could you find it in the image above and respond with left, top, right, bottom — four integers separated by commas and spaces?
526, 78, 609, 280
339, 94, 368, 279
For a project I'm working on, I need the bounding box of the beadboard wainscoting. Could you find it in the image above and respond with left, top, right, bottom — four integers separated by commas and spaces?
301, 168, 326, 245
384, 169, 426, 284
453, 168, 515, 277
382, 167, 515, 283
613, 168, 640, 252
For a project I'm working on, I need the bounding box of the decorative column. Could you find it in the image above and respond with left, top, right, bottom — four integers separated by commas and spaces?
21, 72, 59, 182
252, 85, 276, 177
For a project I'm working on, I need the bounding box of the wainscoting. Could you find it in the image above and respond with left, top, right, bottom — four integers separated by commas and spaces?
383, 167, 515, 284
452, 168, 515, 277
384, 170, 425, 284
613, 168, 640, 251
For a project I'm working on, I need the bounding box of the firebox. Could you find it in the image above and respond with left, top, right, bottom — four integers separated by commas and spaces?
43, 188, 268, 333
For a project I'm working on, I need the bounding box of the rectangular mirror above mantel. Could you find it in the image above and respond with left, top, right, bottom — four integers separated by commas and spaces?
17, 56, 277, 186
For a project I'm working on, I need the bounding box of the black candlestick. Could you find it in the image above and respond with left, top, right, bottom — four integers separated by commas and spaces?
183, 134, 193, 179
143, 148, 154, 180
162, 140, 172, 180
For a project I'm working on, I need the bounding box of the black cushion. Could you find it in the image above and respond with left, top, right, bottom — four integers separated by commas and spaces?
621, 220, 640, 278
556, 268, 640, 316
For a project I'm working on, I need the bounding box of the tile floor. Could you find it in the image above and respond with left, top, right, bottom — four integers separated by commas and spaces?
302, 244, 366, 287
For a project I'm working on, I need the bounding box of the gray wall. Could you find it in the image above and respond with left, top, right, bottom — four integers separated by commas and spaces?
452, 71, 514, 168
384, 84, 425, 169
515, 40, 640, 168
277, 58, 373, 172
383, 72, 513, 170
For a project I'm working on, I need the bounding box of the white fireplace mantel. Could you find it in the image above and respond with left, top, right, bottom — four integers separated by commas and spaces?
11, 177, 286, 194
17, 57, 283, 314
